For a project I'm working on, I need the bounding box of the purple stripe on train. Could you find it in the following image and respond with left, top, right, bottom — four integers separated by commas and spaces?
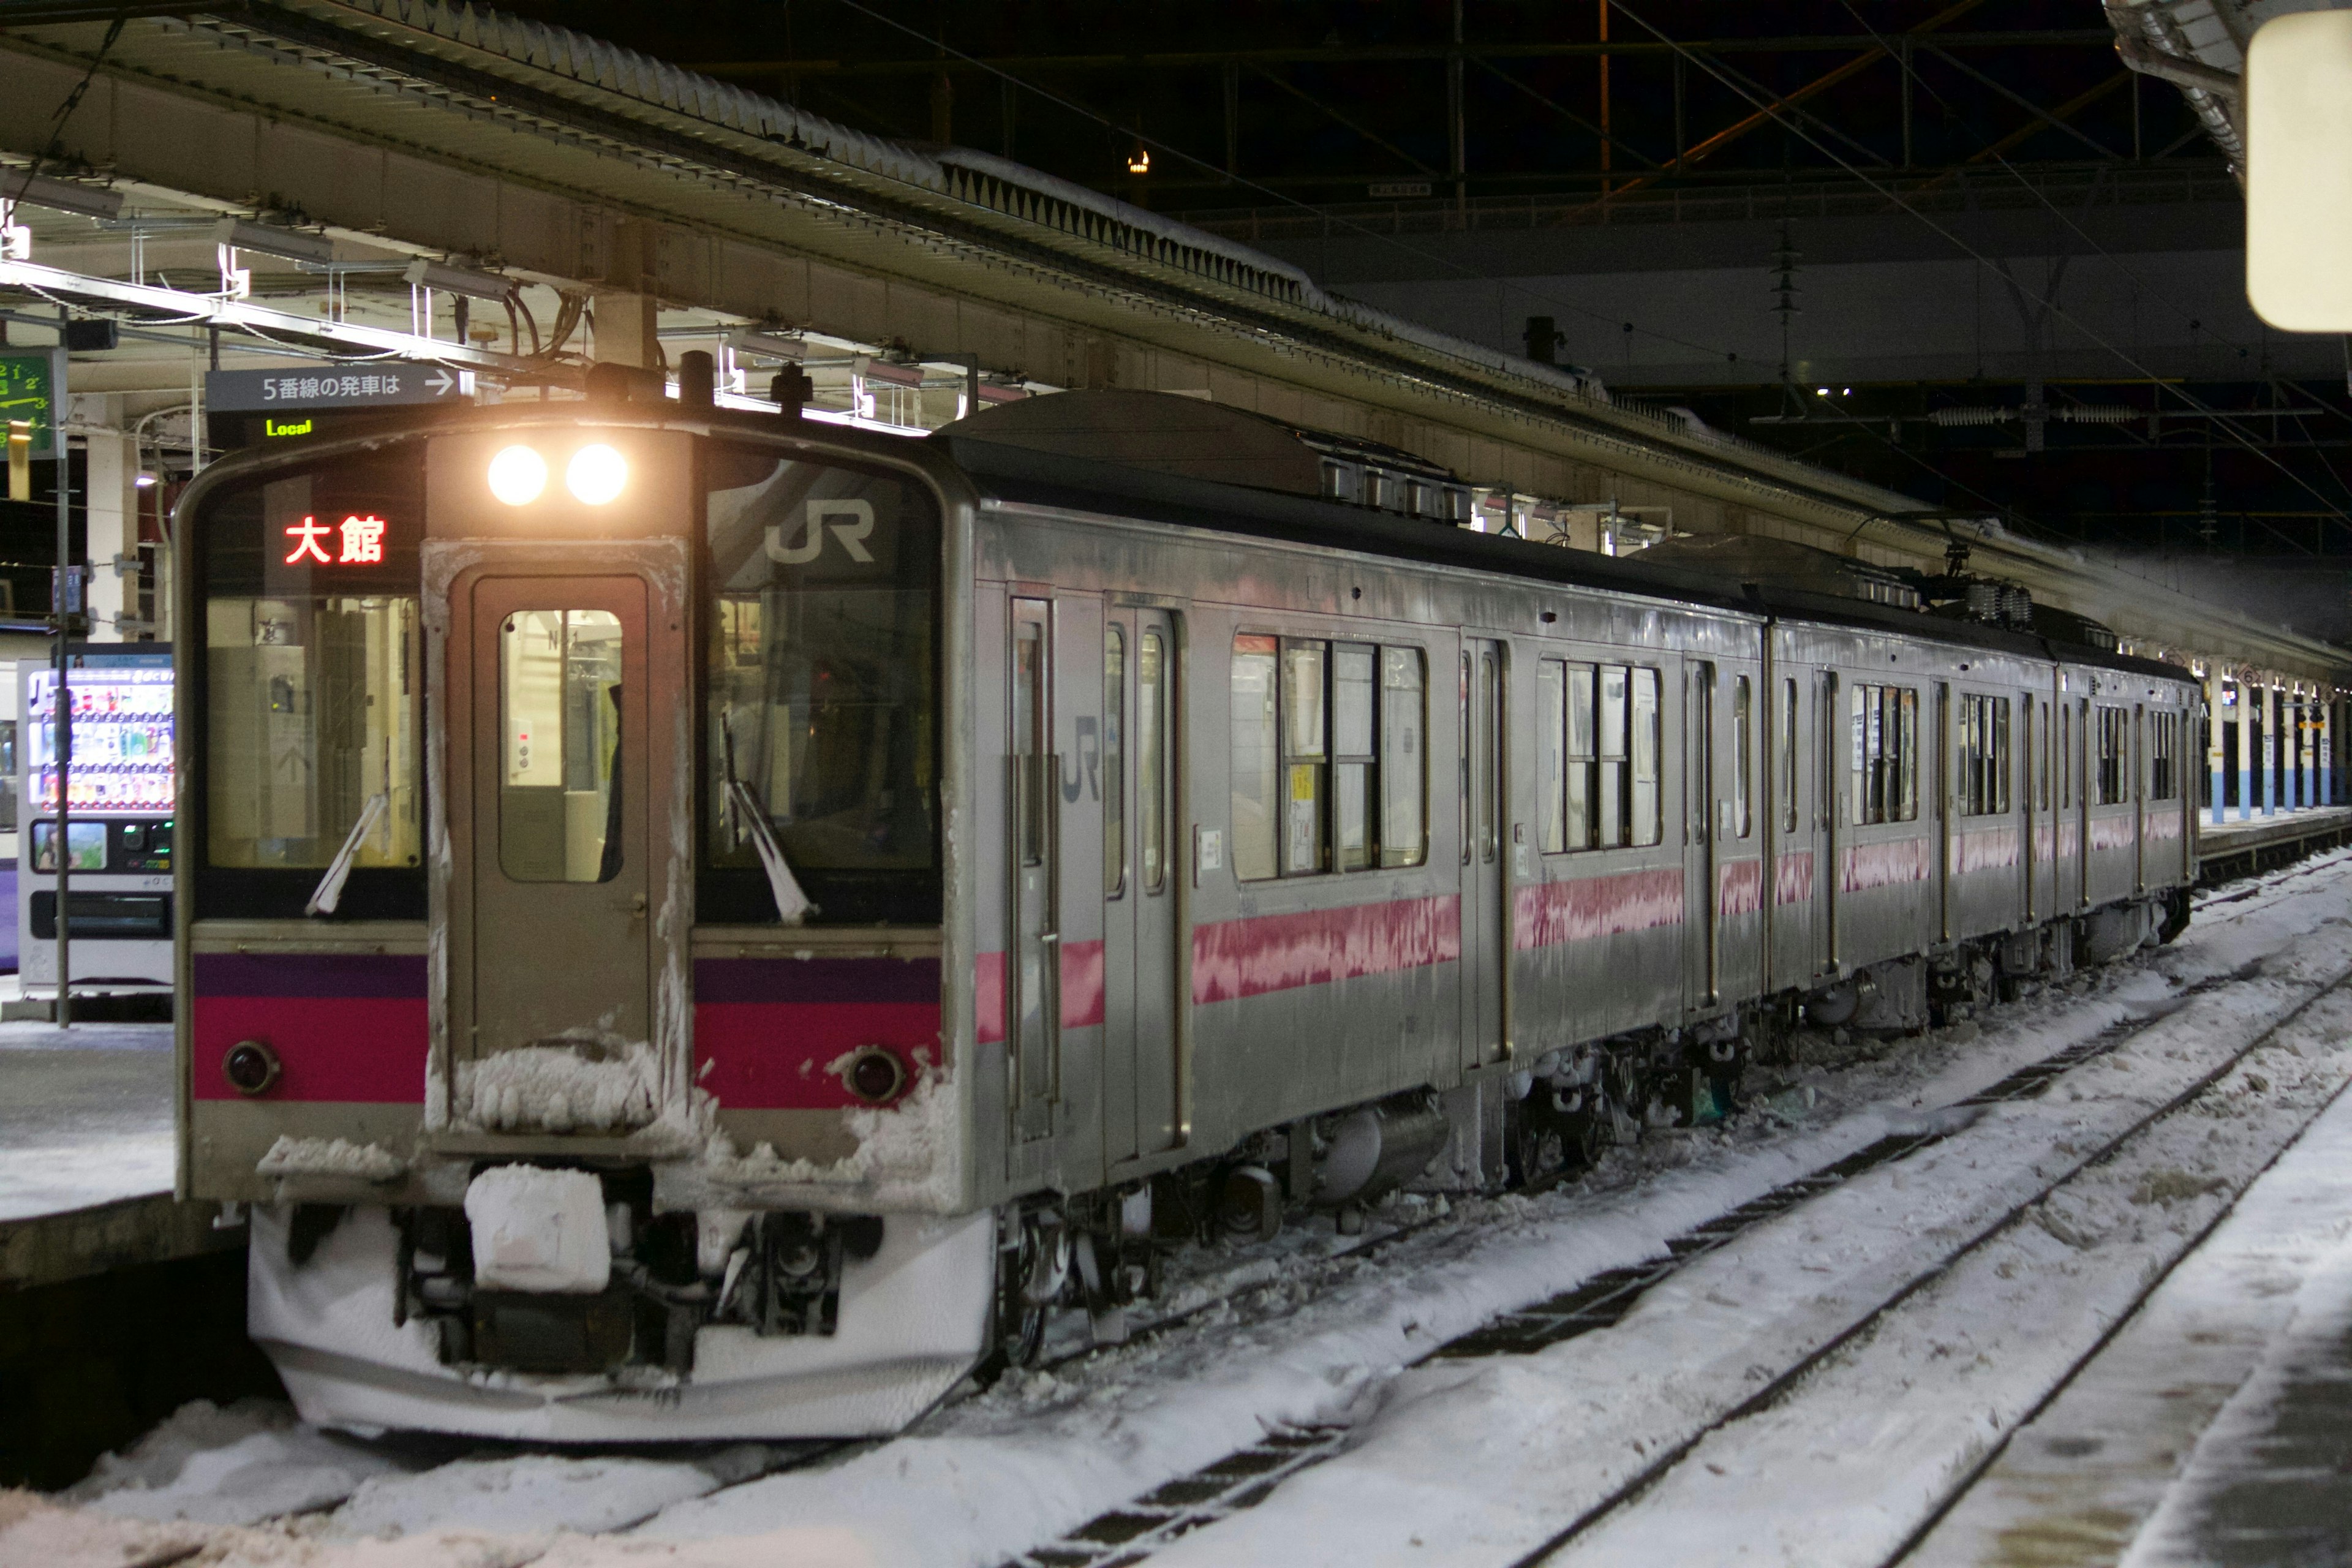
192, 952, 428, 998
693, 956, 941, 1005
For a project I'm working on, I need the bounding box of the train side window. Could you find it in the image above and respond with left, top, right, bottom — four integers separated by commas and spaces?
1230, 634, 1281, 881
1566, 662, 1597, 850
499, 609, 624, 883
1732, 674, 1753, 839
2150, 710, 2179, 802
2036, 699, 2051, 812
1891, 691, 1910, 827
207, 595, 422, 870
0, 718, 16, 833
1379, 646, 1427, 868
1015, 619, 1047, 867
1780, 677, 1798, 834
1596, 665, 1628, 849
1537, 659, 1566, 854
1139, 631, 1167, 892
1849, 683, 1920, 826
1632, 667, 1662, 846
2060, 702, 2073, 807
2096, 705, 2128, 804
1460, 654, 1471, 867
1283, 641, 1330, 875
1474, 650, 1499, 864
1333, 643, 1376, 873
1104, 626, 1126, 897
1958, 694, 2012, 816
1850, 685, 1877, 826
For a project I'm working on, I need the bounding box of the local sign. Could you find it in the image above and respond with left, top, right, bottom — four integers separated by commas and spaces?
206, 364, 472, 413
0, 353, 58, 456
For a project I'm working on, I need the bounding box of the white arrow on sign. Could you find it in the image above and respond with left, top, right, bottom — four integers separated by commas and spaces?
424, 368, 455, 396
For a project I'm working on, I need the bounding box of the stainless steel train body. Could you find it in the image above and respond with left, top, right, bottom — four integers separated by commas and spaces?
176, 389, 2198, 1441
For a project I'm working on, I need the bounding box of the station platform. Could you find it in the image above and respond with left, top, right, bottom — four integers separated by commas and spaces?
2197, 804, 2352, 884
1912, 1049, 2352, 1566
0, 989, 235, 1293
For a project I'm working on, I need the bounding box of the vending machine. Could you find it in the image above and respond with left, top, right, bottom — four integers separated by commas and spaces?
18, 647, 175, 1000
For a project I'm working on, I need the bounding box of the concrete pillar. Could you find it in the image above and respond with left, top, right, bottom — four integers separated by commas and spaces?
81, 411, 136, 643
2207, 672, 2226, 827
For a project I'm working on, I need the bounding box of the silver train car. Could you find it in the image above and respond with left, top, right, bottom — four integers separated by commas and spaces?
175, 377, 2199, 1440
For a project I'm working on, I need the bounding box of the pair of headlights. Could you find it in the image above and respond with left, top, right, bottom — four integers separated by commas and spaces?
486, 443, 627, 507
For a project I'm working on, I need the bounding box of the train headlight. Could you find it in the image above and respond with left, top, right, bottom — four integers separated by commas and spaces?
845, 1046, 909, 1105
223, 1038, 282, 1096
487, 445, 548, 506
565, 443, 628, 505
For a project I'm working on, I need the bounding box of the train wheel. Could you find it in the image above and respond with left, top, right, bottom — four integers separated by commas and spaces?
976, 1210, 1065, 1382
1561, 1090, 1606, 1168
1504, 1096, 1566, 1188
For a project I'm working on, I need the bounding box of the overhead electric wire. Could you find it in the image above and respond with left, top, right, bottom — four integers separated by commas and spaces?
821, 0, 1752, 371
1607, 0, 2352, 536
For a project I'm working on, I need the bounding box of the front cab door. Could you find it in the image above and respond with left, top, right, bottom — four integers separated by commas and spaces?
430, 543, 688, 1137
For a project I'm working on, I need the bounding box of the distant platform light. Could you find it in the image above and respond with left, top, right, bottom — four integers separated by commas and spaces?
1126, 145, 1152, 175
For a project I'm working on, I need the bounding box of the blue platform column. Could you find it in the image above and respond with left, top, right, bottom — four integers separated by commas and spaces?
2305, 688, 2320, 807
2266, 684, 2282, 816
2241, 677, 2257, 821
2323, 694, 2335, 807
2299, 688, 2313, 808
2208, 670, 2227, 827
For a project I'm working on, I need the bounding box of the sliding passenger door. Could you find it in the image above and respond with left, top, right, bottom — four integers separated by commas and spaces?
1009, 598, 1059, 1147
1687, 661, 1720, 1007
1100, 606, 1182, 1166
1461, 639, 1509, 1069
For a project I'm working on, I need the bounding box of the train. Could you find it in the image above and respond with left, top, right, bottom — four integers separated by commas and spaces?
174, 370, 2199, 1440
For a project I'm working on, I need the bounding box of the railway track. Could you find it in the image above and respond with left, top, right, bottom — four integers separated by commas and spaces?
44, 854, 2350, 1562
996, 943, 2352, 1568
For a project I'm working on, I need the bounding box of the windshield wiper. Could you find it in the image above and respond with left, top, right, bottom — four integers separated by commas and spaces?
723, 720, 815, 924
306, 792, 388, 917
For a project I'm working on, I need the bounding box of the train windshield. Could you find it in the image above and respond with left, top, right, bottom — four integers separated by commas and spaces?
198, 457, 423, 875
702, 443, 940, 924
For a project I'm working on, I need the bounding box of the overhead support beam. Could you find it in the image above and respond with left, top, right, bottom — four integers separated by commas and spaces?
2113, 34, 2241, 100
684, 29, 2119, 78
1468, 54, 1664, 172
1246, 62, 1441, 178
0, 258, 540, 377
1, 170, 123, 221
1921, 70, 2134, 187
1921, 45, 2126, 159
1587, 0, 1985, 206
1447, 0, 1464, 209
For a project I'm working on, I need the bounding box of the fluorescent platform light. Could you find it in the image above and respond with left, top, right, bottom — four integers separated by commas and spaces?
2247, 11, 2352, 331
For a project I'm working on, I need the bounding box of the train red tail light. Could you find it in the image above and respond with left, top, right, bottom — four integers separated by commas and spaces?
846, 1046, 909, 1105
223, 1039, 282, 1096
